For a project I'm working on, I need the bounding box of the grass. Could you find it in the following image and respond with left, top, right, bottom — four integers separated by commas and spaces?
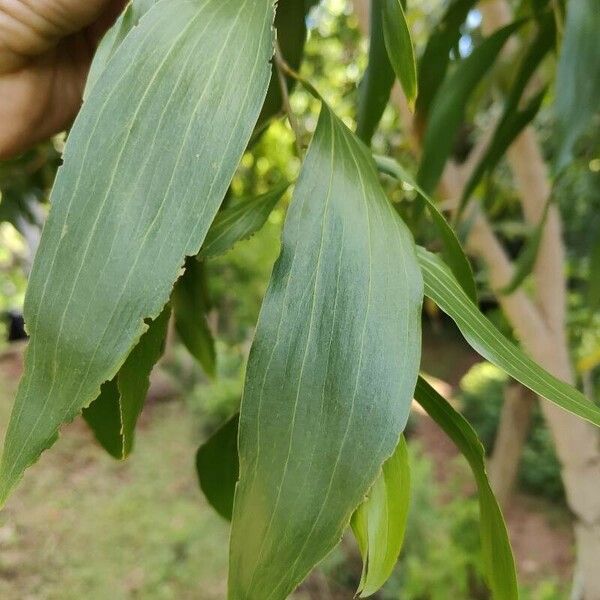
0, 368, 230, 600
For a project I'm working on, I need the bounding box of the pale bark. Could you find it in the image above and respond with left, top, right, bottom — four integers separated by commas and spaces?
352, 0, 600, 597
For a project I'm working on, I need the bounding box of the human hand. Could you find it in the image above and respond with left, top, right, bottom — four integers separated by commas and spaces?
0, 0, 126, 159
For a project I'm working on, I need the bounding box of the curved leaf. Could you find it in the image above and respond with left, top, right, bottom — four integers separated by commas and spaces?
356, 0, 396, 145
375, 155, 477, 302
417, 21, 523, 194
414, 377, 517, 600
0, 0, 276, 504
229, 104, 423, 600
381, 0, 417, 106
417, 247, 600, 427
351, 435, 410, 597
83, 304, 170, 458
172, 258, 216, 377
200, 184, 288, 259
196, 415, 240, 521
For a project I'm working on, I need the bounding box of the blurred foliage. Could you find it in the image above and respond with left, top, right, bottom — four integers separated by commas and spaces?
459, 362, 564, 501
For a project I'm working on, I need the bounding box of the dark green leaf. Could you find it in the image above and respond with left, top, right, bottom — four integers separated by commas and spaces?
417, 21, 523, 194
83, 305, 170, 459
375, 155, 477, 302
417, 247, 600, 427
498, 198, 551, 295
200, 184, 288, 259
588, 237, 600, 315
351, 435, 410, 597
355, 0, 396, 145
414, 377, 517, 600
0, 0, 276, 504
415, 0, 477, 123
196, 415, 240, 521
381, 0, 418, 105
555, 0, 600, 169
229, 104, 423, 599
172, 258, 216, 377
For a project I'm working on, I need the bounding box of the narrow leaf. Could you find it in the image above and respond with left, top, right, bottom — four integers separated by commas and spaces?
375, 155, 477, 302
381, 0, 418, 106
414, 376, 518, 600
200, 184, 288, 259
351, 435, 410, 597
0, 0, 276, 504
229, 104, 423, 600
172, 258, 216, 377
355, 0, 396, 145
196, 415, 240, 521
417, 247, 600, 427
415, 0, 476, 122
555, 0, 600, 169
83, 305, 170, 458
498, 198, 551, 295
417, 21, 523, 194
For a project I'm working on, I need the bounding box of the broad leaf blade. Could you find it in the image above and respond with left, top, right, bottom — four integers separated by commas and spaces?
375, 155, 477, 302
0, 0, 276, 503
356, 0, 396, 145
381, 0, 418, 106
172, 258, 216, 377
414, 377, 518, 600
196, 415, 240, 521
417, 247, 600, 427
83, 305, 170, 458
200, 184, 288, 259
229, 105, 423, 599
417, 21, 522, 194
555, 0, 600, 169
351, 435, 410, 597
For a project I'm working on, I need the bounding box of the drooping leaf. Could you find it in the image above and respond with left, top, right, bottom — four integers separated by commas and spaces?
82, 305, 170, 458
414, 377, 518, 600
498, 198, 551, 295
229, 104, 423, 600
381, 0, 418, 106
172, 258, 216, 377
459, 14, 554, 211
200, 184, 288, 259
355, 0, 396, 145
415, 0, 477, 124
0, 0, 276, 504
375, 155, 477, 303
555, 0, 600, 169
459, 87, 547, 215
417, 21, 523, 195
196, 415, 240, 521
417, 247, 600, 427
351, 435, 410, 597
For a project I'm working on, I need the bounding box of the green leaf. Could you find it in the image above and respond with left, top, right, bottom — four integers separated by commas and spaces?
555, 0, 600, 169
196, 415, 240, 521
172, 258, 216, 377
381, 0, 418, 106
229, 104, 423, 599
355, 0, 396, 145
351, 435, 410, 597
414, 377, 518, 600
498, 198, 551, 295
0, 0, 276, 504
200, 184, 288, 259
417, 21, 523, 195
589, 237, 600, 315
417, 247, 600, 427
82, 305, 170, 458
415, 0, 476, 123
375, 155, 477, 303
459, 87, 547, 215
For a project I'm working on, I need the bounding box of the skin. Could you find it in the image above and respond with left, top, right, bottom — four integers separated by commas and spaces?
0, 0, 126, 159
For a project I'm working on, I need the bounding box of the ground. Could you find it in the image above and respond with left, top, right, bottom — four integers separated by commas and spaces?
0, 326, 574, 598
